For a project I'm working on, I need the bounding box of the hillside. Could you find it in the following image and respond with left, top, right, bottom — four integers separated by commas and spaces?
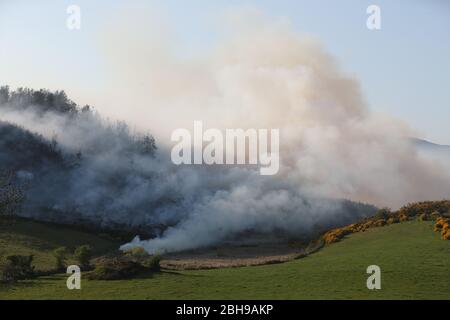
0, 219, 449, 299
412, 138, 450, 154
0, 218, 120, 272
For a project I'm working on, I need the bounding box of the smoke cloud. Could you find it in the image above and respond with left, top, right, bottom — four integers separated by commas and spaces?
1, 9, 449, 254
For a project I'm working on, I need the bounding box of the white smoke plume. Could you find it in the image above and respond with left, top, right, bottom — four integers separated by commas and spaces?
100, 9, 450, 205
114, 9, 450, 253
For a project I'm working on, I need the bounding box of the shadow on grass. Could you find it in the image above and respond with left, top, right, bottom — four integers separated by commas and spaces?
160, 270, 206, 278
0, 218, 119, 254
0, 279, 42, 292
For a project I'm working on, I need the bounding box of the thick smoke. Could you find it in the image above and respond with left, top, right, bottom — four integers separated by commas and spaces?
1, 10, 450, 253
0, 104, 376, 253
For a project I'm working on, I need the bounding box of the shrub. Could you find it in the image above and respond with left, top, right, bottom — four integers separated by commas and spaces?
434, 218, 448, 230
322, 232, 338, 244
374, 208, 391, 220
358, 225, 368, 232
0, 255, 35, 282
398, 200, 450, 218
322, 227, 352, 244
434, 218, 450, 234
147, 255, 161, 272
374, 219, 386, 227
124, 247, 150, 261
399, 214, 409, 222
442, 222, 449, 233
387, 216, 399, 225
430, 211, 441, 221
442, 229, 450, 240
434, 221, 443, 232
74, 245, 93, 268
417, 213, 429, 222
53, 247, 68, 271
363, 221, 375, 229
87, 258, 147, 280
441, 218, 450, 240
348, 224, 361, 232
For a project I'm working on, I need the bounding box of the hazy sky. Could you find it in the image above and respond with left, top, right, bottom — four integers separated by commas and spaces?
1, 0, 449, 144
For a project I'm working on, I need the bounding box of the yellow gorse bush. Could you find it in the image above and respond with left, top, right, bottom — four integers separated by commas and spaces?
321, 201, 450, 247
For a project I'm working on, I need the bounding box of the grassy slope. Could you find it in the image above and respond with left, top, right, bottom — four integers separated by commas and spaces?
0, 220, 449, 299
0, 219, 120, 272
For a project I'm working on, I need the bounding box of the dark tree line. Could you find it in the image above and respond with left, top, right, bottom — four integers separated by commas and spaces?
0, 85, 160, 229
0, 85, 157, 157
0, 85, 84, 115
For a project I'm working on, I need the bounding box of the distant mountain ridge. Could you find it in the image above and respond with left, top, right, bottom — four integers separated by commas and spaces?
411, 138, 450, 155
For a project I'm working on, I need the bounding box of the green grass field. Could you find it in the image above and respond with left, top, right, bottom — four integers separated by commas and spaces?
0, 218, 120, 272
0, 219, 449, 299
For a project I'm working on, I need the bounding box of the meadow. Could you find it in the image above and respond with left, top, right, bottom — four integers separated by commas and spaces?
1, 219, 449, 300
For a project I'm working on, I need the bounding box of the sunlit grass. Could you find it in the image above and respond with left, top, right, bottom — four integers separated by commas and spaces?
1, 220, 449, 299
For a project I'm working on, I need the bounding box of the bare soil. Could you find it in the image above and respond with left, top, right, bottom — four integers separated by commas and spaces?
160, 242, 307, 270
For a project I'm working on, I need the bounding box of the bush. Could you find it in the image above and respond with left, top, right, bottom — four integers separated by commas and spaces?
124, 247, 150, 261
434, 218, 448, 230
74, 245, 93, 268
442, 229, 450, 240
374, 219, 386, 227
322, 227, 352, 244
53, 247, 68, 271
417, 213, 430, 222
434, 221, 443, 232
442, 222, 449, 233
363, 221, 375, 229
398, 200, 450, 218
374, 208, 391, 220
345, 224, 359, 233
358, 225, 368, 232
123, 247, 161, 271
387, 216, 399, 225
0, 255, 35, 282
433, 218, 450, 238
87, 258, 147, 280
430, 211, 441, 221
147, 255, 161, 272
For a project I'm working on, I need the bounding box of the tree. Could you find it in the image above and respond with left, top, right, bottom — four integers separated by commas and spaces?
53, 247, 68, 271
81, 105, 91, 113
138, 134, 157, 156
0, 86, 10, 105
0, 171, 23, 217
74, 245, 93, 268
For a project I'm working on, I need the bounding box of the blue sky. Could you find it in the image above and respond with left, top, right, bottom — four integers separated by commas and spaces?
0, 0, 449, 143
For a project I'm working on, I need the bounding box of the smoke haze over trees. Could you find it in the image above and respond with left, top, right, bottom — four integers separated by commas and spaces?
0, 86, 381, 253
0, 11, 449, 254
